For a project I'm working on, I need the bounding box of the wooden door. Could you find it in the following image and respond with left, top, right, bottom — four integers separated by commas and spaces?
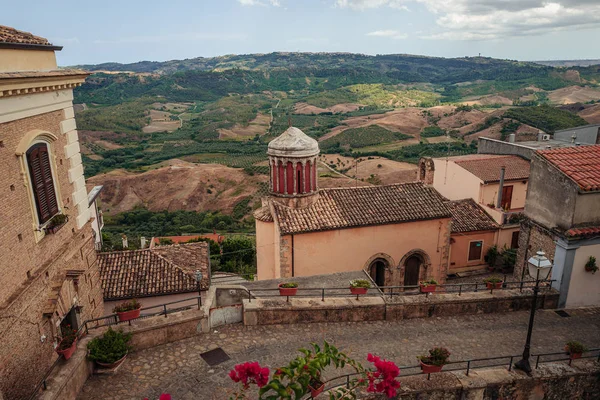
369, 261, 386, 287
404, 256, 421, 286
501, 185, 513, 210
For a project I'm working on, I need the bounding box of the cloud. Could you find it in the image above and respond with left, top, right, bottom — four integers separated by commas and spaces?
366, 30, 408, 39
94, 33, 246, 45
238, 0, 280, 6
338, 0, 600, 40
335, 0, 408, 10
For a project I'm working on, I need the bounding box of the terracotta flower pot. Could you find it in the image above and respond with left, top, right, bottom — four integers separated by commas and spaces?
96, 354, 128, 369
569, 353, 582, 360
419, 284, 437, 293
278, 284, 298, 296
486, 282, 503, 290
117, 307, 141, 322
309, 381, 325, 397
350, 287, 368, 295
56, 338, 77, 360
420, 360, 443, 374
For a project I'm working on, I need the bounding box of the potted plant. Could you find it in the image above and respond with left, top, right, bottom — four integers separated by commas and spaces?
87, 327, 133, 369
418, 347, 450, 374
485, 245, 499, 272
278, 282, 298, 296
55, 324, 78, 360
113, 299, 142, 322
484, 277, 503, 290
308, 372, 325, 397
585, 256, 598, 274
45, 214, 68, 234
349, 279, 370, 295
564, 341, 587, 360
419, 279, 438, 293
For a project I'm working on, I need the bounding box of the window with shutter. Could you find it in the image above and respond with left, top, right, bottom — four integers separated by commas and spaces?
26, 143, 59, 224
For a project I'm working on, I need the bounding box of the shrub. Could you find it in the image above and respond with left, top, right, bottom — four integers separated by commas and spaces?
484, 277, 503, 284
113, 299, 141, 313
279, 282, 298, 288
87, 328, 133, 364
565, 341, 587, 354
349, 279, 371, 288
585, 256, 598, 274
418, 347, 451, 366
486, 245, 499, 268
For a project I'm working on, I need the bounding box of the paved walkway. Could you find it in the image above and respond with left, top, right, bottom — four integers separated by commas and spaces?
78, 308, 600, 400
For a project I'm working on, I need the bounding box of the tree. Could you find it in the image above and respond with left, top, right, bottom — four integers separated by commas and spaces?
220, 236, 255, 274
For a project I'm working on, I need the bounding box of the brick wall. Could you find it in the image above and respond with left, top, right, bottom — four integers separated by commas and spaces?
514, 220, 557, 280
0, 110, 104, 398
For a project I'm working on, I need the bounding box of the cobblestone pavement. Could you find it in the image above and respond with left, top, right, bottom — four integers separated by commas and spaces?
78, 308, 600, 400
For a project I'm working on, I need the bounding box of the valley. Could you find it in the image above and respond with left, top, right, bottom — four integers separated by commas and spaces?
73, 52, 600, 248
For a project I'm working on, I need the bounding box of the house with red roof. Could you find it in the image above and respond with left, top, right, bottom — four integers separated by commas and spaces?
517, 145, 600, 307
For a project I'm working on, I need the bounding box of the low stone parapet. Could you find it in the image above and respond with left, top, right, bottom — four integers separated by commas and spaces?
243, 289, 559, 325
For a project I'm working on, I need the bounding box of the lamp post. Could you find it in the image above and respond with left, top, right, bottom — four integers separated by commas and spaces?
195, 269, 203, 307
514, 250, 553, 374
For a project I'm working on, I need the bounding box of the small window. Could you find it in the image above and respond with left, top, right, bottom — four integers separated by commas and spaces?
468, 241, 483, 261
26, 143, 59, 224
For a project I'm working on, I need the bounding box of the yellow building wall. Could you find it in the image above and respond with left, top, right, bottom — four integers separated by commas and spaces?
0, 48, 57, 72
566, 244, 600, 308
479, 181, 528, 210
256, 220, 277, 280
497, 226, 520, 250
289, 218, 451, 284
432, 159, 481, 201
449, 231, 496, 272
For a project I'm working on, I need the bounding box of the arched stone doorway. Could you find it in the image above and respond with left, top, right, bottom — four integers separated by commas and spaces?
369, 259, 388, 287
363, 253, 395, 287
398, 249, 431, 286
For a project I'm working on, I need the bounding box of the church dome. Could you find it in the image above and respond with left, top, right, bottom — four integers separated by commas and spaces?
268, 127, 319, 157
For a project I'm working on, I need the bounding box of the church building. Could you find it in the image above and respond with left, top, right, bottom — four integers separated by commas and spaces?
254, 127, 452, 286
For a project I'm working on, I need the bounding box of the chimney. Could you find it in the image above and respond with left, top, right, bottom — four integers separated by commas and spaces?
121, 234, 128, 249
537, 132, 544, 142
496, 166, 506, 209
508, 133, 515, 143
140, 237, 147, 249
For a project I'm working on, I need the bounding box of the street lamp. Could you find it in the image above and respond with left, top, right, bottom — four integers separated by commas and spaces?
195, 269, 203, 307
514, 250, 553, 374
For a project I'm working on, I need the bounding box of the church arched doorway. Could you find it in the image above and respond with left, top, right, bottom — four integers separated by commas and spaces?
404, 255, 423, 286
369, 259, 387, 287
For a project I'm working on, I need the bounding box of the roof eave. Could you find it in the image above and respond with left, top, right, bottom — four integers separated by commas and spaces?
0, 42, 62, 51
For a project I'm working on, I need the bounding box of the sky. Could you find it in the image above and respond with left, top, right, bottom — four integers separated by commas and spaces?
3, 0, 600, 66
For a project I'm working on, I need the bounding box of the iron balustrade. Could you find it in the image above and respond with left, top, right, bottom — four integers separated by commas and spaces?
246, 279, 555, 302
27, 295, 203, 400
302, 347, 600, 399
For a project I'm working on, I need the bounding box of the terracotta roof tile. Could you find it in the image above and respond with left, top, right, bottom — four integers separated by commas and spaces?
446, 199, 499, 233
254, 206, 274, 222
98, 242, 209, 300
271, 182, 451, 235
0, 25, 51, 46
454, 155, 530, 183
538, 145, 600, 192
566, 225, 600, 238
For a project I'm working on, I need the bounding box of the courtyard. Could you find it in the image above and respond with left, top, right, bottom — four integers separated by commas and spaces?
77, 307, 600, 400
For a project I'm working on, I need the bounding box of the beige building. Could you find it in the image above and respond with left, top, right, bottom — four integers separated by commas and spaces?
515, 145, 600, 308
255, 127, 452, 286
419, 154, 529, 262
0, 26, 103, 398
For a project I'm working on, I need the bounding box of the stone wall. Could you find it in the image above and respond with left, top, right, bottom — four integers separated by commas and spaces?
385, 360, 600, 399
477, 137, 536, 160
35, 309, 207, 400
514, 220, 558, 280
243, 289, 559, 326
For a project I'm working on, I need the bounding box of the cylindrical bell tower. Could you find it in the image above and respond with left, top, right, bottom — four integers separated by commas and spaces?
267, 127, 319, 203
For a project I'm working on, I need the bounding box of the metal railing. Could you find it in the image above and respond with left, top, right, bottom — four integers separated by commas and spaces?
246, 279, 555, 302
27, 295, 203, 400
303, 347, 600, 399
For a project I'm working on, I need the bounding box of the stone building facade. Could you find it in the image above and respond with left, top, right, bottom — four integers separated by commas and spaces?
0, 26, 103, 398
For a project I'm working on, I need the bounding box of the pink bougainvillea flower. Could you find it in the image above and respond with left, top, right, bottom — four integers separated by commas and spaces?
366, 354, 401, 398
228, 362, 271, 388
159, 395, 172, 400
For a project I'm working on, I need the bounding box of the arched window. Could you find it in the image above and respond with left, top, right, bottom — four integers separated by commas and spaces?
26, 142, 59, 224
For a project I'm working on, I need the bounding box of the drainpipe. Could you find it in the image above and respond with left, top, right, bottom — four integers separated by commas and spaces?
291, 234, 295, 277
496, 166, 506, 209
